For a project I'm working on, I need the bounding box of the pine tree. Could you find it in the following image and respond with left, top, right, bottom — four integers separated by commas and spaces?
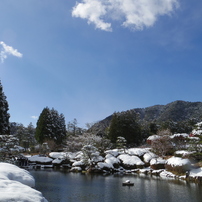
35, 107, 66, 146
35, 107, 51, 144
0, 80, 10, 134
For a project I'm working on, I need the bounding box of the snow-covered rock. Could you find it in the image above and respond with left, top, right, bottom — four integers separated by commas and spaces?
28, 155, 53, 164
118, 154, 144, 169
160, 170, 176, 179
143, 152, 158, 163
165, 156, 191, 173
49, 152, 77, 160
150, 157, 166, 170
105, 149, 119, 157
147, 135, 160, 141
96, 162, 113, 170
126, 148, 149, 157
72, 160, 85, 167
91, 154, 104, 163
70, 167, 82, 172
150, 157, 166, 165
74, 151, 84, 160
52, 158, 64, 165
49, 152, 66, 159
105, 154, 120, 168
166, 157, 191, 167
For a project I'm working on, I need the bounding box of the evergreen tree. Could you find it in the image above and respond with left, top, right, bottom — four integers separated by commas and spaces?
35, 107, 50, 144
35, 107, 66, 146
0, 80, 10, 134
108, 110, 142, 146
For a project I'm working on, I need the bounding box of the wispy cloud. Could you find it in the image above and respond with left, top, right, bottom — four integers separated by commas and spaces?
72, 0, 179, 31
31, 116, 38, 120
0, 41, 23, 63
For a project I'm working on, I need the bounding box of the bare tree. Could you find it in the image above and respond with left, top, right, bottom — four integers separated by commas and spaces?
151, 129, 173, 157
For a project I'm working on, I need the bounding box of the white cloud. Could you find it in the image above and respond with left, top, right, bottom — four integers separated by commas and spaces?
0, 41, 23, 63
31, 116, 38, 120
72, 0, 112, 31
72, 0, 179, 31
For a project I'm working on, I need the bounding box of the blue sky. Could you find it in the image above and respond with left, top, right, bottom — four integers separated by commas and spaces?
0, 0, 202, 128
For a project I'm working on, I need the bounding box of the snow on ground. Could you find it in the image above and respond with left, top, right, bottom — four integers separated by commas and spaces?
170, 133, 189, 139
189, 167, 202, 177
175, 150, 195, 156
0, 163, 48, 202
160, 170, 176, 179
192, 122, 202, 136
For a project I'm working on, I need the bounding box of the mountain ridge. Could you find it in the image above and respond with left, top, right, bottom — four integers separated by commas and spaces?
89, 100, 202, 135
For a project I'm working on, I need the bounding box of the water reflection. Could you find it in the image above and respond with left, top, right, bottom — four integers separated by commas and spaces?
30, 170, 202, 202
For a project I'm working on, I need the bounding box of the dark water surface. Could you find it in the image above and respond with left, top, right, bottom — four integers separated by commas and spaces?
30, 169, 202, 202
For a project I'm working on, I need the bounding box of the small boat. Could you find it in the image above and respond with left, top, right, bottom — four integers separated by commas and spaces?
122, 180, 134, 186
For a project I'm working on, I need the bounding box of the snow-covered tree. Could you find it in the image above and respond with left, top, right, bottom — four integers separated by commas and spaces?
35, 107, 66, 148
116, 136, 127, 152
0, 80, 10, 134
0, 135, 20, 163
10, 122, 36, 149
81, 144, 100, 166
65, 133, 112, 154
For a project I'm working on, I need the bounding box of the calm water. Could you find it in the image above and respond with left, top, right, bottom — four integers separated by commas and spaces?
30, 169, 202, 202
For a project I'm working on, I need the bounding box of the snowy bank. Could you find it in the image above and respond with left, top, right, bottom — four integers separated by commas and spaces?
0, 162, 35, 187
0, 163, 48, 202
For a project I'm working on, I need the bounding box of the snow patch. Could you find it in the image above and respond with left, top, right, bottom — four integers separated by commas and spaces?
166, 157, 191, 167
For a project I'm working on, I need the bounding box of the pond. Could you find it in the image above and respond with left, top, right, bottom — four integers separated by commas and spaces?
30, 169, 202, 202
